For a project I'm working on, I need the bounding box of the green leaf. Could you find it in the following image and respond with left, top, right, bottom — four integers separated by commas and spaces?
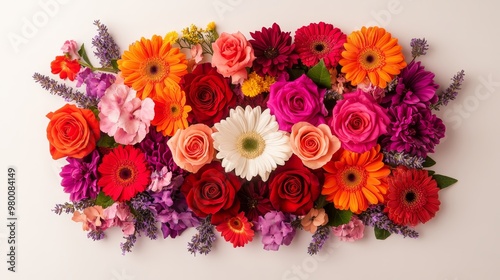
78, 44, 93, 68
432, 174, 458, 190
326, 205, 352, 227
95, 191, 114, 208
427, 170, 435, 176
97, 133, 118, 148
306, 59, 331, 88
111, 59, 119, 71
374, 227, 391, 240
423, 156, 436, 168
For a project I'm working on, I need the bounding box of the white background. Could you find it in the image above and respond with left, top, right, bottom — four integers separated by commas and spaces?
0, 0, 499, 279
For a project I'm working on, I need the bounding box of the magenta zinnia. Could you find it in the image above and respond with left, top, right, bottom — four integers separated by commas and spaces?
294, 22, 346, 68
98, 145, 151, 202
385, 167, 440, 226
249, 23, 299, 77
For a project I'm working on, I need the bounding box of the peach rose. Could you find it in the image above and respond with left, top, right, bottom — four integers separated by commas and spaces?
46, 104, 100, 160
290, 122, 341, 169
211, 31, 255, 84
167, 124, 215, 173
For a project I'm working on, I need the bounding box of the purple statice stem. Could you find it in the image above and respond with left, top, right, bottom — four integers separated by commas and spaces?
358, 204, 419, 238
92, 20, 120, 68
33, 73, 99, 108
129, 193, 158, 240
87, 230, 105, 241
382, 150, 425, 169
410, 38, 429, 58
120, 233, 137, 255
52, 199, 95, 215
187, 216, 216, 256
431, 70, 466, 111
307, 225, 331, 255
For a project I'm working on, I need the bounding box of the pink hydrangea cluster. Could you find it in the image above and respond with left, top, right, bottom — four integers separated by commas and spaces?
332, 216, 365, 242
98, 81, 155, 145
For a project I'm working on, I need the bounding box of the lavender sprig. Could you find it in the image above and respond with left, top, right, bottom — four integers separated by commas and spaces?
87, 230, 105, 241
187, 216, 216, 256
33, 73, 98, 108
430, 70, 466, 111
120, 233, 137, 255
92, 20, 120, 68
410, 38, 429, 59
129, 192, 159, 240
307, 225, 331, 255
383, 150, 425, 169
52, 199, 95, 215
358, 204, 419, 238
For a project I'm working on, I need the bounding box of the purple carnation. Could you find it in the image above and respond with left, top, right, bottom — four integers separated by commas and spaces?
256, 211, 296, 251
382, 61, 438, 106
59, 150, 100, 202
382, 103, 445, 157
149, 187, 199, 239
138, 127, 183, 176
267, 74, 327, 132
76, 68, 116, 99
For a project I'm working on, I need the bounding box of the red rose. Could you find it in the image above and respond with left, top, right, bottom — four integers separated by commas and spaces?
269, 155, 322, 215
181, 63, 237, 126
181, 162, 241, 224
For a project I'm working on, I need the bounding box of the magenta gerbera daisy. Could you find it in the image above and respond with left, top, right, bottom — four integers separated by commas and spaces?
294, 22, 347, 68
98, 145, 151, 202
249, 23, 299, 77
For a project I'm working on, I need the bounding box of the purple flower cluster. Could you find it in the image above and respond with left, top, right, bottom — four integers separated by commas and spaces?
187, 216, 216, 256
149, 188, 199, 239
76, 68, 116, 99
382, 103, 445, 157
59, 150, 100, 202
138, 127, 183, 176
382, 61, 439, 106
410, 38, 429, 58
256, 211, 296, 251
33, 73, 98, 108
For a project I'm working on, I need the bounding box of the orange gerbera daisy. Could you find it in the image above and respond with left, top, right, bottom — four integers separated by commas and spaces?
117, 35, 188, 100
339, 26, 406, 88
151, 86, 191, 136
322, 145, 390, 214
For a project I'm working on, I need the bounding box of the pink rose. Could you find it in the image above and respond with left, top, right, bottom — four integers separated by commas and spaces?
332, 216, 364, 242
330, 90, 390, 153
211, 32, 255, 84
290, 122, 341, 169
167, 124, 215, 173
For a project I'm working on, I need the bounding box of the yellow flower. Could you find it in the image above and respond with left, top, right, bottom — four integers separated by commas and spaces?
206, 21, 216, 31
241, 72, 276, 97
164, 31, 179, 45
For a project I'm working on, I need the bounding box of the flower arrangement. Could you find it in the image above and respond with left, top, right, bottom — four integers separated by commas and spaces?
34, 20, 463, 255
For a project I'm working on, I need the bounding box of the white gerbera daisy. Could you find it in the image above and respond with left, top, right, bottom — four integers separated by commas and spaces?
212, 106, 292, 181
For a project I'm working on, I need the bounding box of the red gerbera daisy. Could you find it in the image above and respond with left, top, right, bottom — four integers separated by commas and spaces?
294, 22, 347, 68
215, 212, 254, 248
249, 23, 299, 77
385, 166, 440, 226
50, 55, 81, 81
97, 145, 151, 202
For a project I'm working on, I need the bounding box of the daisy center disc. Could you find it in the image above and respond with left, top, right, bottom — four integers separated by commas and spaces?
340, 166, 366, 190
142, 57, 169, 82
359, 48, 384, 71
236, 132, 265, 159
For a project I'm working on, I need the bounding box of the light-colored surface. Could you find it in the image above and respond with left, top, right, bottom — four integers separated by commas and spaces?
0, 0, 499, 279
